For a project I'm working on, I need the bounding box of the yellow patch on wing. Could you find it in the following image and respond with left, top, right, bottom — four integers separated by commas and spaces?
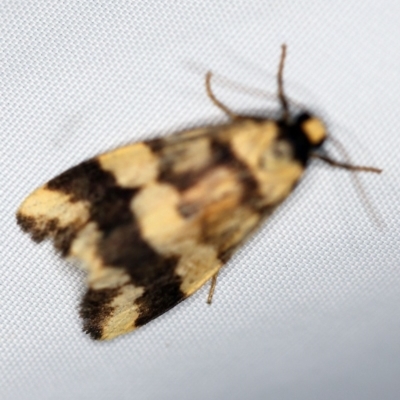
161, 134, 213, 175
258, 144, 303, 204
101, 284, 144, 340
258, 163, 303, 204
181, 166, 243, 212
18, 187, 90, 226
176, 247, 221, 295
70, 222, 132, 289
98, 143, 159, 188
228, 120, 278, 169
204, 205, 261, 254
131, 182, 201, 255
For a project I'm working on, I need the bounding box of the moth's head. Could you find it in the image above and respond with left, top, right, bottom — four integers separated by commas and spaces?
273, 111, 327, 166
295, 112, 326, 149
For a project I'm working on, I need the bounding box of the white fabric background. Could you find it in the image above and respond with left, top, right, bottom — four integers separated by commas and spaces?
2, 1, 400, 399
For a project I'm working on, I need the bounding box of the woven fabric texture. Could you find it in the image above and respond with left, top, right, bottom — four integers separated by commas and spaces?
2, 2, 400, 399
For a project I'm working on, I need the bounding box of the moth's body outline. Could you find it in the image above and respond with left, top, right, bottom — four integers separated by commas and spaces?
16, 45, 380, 340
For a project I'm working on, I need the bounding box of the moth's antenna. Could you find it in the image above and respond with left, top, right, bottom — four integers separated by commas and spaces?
205, 72, 241, 120
278, 44, 290, 121
312, 154, 382, 173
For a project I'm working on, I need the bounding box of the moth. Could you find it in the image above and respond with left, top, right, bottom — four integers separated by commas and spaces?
16, 45, 381, 340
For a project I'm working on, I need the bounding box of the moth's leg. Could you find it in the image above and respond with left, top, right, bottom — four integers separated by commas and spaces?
207, 271, 219, 305
205, 72, 241, 120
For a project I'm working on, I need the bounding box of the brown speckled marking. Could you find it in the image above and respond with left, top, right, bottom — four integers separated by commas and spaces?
135, 273, 183, 327
98, 143, 159, 188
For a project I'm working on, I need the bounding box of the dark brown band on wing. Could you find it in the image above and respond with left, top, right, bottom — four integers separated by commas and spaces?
80, 287, 121, 340
97, 215, 184, 328
46, 159, 139, 252
47, 159, 131, 206
47, 159, 186, 332
134, 273, 184, 327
